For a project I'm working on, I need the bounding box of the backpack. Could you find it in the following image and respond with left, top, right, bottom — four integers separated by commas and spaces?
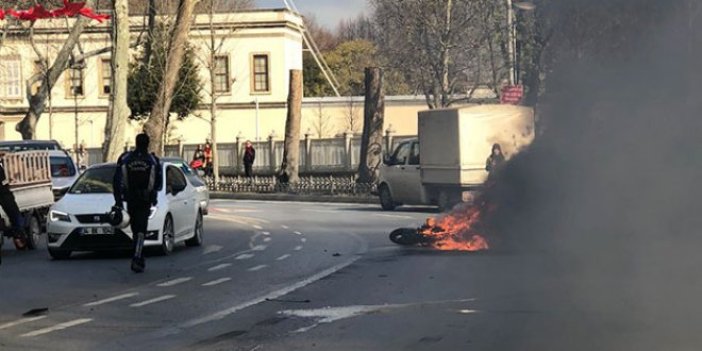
122, 152, 157, 202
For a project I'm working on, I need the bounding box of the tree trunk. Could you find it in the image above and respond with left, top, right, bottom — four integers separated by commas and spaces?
357, 67, 385, 184
280, 70, 303, 184
103, 0, 129, 162
16, 0, 95, 140
208, 0, 220, 186
143, 0, 201, 155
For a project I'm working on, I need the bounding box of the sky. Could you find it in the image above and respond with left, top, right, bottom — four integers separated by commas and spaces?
256, 0, 369, 29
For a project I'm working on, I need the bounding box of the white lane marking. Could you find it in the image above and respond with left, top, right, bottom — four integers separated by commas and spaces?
235, 253, 255, 260
173, 256, 363, 330
208, 215, 269, 226
281, 225, 289, 229
157, 277, 193, 287
21, 318, 93, 337
0, 316, 46, 331
252, 225, 263, 230
84, 292, 139, 307
276, 254, 291, 261
294, 231, 303, 236
208, 263, 232, 272
262, 231, 271, 236
294, 245, 303, 251
247, 264, 268, 272
203, 245, 223, 255
373, 213, 414, 220
202, 278, 232, 287
251, 245, 267, 251
300, 238, 307, 243
263, 237, 272, 243
130, 295, 176, 308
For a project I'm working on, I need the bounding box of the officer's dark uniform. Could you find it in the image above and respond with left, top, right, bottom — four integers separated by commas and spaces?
113, 134, 162, 273
0, 162, 25, 264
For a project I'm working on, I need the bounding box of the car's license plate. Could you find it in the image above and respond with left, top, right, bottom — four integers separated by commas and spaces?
82, 227, 114, 235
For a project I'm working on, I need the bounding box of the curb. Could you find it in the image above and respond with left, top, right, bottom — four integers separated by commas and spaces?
210, 192, 379, 205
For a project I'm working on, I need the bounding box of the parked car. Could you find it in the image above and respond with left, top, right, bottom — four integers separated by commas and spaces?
161, 157, 210, 215
0, 140, 62, 152
46, 161, 205, 259
48, 150, 80, 200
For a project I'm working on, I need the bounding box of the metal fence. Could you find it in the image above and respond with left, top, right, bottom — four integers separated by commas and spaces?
86, 133, 416, 176
209, 175, 377, 197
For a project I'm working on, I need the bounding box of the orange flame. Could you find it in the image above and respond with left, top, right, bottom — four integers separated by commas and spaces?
420, 206, 489, 251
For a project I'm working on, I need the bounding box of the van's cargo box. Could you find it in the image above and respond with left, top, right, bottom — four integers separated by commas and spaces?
419, 105, 535, 187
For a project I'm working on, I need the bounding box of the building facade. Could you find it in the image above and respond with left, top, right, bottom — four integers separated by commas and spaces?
0, 8, 431, 155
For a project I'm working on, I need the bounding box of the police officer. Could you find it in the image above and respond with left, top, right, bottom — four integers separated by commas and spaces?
0, 160, 26, 265
113, 133, 162, 273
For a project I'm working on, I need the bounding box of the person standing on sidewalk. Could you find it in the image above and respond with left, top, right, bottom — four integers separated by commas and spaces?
113, 133, 162, 273
203, 141, 213, 177
0, 160, 26, 264
243, 140, 256, 178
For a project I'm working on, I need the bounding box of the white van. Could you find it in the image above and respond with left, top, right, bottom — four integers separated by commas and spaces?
377, 105, 535, 211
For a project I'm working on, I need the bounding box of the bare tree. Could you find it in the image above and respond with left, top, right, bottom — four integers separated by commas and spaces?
371, 0, 508, 109
310, 101, 333, 138
195, 0, 252, 185
343, 97, 362, 134
280, 70, 303, 184
103, 0, 130, 162
16, 0, 98, 139
143, 0, 201, 155
357, 67, 384, 184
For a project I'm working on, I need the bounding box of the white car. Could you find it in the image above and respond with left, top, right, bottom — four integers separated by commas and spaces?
46, 161, 204, 260
162, 157, 210, 215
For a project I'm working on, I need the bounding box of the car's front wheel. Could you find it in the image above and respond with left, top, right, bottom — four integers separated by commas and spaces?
379, 185, 396, 211
157, 215, 175, 256
185, 212, 203, 247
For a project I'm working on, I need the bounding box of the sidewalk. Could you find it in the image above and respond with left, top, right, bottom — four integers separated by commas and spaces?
210, 191, 378, 205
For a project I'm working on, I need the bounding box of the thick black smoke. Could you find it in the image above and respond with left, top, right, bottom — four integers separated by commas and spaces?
479, 1, 702, 349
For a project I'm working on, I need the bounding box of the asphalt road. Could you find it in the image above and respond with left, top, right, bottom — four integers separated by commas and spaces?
0, 200, 680, 351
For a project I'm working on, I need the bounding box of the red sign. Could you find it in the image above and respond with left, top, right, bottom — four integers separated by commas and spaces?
501, 85, 524, 105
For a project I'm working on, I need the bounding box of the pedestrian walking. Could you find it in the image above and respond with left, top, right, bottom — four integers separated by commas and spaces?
113, 133, 162, 273
243, 140, 255, 178
203, 142, 213, 177
485, 143, 505, 173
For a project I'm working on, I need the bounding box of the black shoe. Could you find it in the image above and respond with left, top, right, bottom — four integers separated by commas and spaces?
131, 257, 145, 273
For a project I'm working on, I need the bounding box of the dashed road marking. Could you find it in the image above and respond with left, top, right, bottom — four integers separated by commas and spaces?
203, 245, 223, 255
263, 237, 272, 243
373, 213, 415, 220
262, 231, 271, 236
294, 245, 303, 251
157, 277, 193, 287
252, 225, 263, 230
251, 245, 267, 251
281, 225, 289, 229
202, 278, 232, 287
276, 254, 291, 261
21, 318, 93, 337
0, 316, 46, 331
208, 263, 232, 272
300, 238, 307, 243
294, 231, 303, 236
84, 292, 139, 307
248, 264, 268, 272
235, 253, 255, 260
130, 295, 176, 308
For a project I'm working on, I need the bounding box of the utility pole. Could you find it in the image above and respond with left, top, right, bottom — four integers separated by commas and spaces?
507, 0, 516, 85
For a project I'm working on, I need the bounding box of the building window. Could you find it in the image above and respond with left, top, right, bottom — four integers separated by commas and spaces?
252, 54, 270, 93
100, 59, 111, 95
67, 67, 84, 97
214, 55, 230, 93
0, 58, 22, 98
